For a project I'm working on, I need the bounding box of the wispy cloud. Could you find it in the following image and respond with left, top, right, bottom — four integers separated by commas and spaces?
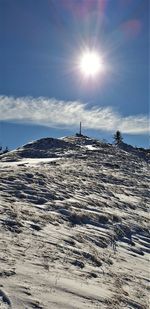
0, 95, 149, 134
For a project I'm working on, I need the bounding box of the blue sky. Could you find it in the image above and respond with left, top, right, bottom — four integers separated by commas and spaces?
0, 0, 149, 149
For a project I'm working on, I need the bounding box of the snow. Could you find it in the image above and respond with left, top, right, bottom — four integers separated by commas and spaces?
84, 145, 99, 150
114, 193, 141, 204
0, 136, 149, 309
0, 157, 61, 167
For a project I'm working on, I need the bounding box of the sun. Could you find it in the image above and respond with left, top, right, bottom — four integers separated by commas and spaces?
79, 50, 103, 78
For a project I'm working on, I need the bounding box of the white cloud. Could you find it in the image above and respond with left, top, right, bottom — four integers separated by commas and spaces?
0, 95, 149, 134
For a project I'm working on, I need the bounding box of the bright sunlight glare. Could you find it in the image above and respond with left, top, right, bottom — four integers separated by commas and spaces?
79, 51, 103, 78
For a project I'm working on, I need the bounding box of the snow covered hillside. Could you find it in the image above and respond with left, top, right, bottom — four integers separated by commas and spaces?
0, 136, 149, 309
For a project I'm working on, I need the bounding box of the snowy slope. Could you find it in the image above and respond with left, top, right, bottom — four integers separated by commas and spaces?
0, 137, 79, 162
117, 142, 150, 162
0, 136, 149, 309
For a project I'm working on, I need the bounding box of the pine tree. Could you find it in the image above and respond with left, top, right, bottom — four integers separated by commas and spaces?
114, 130, 123, 145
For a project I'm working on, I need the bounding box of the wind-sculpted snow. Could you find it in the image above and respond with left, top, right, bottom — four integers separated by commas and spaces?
0, 136, 149, 308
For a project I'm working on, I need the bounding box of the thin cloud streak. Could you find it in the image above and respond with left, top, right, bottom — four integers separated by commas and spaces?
0, 95, 148, 134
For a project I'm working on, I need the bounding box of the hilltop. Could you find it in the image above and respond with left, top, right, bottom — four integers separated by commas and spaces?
0, 135, 149, 163
0, 135, 149, 309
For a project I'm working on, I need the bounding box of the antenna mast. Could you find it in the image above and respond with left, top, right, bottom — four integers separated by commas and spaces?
79, 122, 82, 135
